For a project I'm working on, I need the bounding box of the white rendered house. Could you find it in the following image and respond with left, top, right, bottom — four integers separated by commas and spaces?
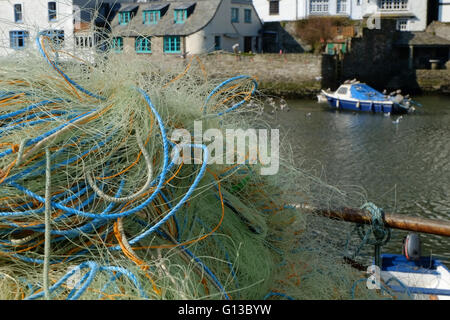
252, 0, 429, 31
0, 0, 131, 57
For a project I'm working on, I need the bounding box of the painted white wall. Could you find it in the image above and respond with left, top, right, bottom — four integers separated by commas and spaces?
407, 0, 428, 31
439, 0, 450, 22
252, 1, 364, 22
361, 0, 428, 31
252, 0, 300, 22
0, 0, 75, 56
0, 0, 131, 57
252, 1, 428, 31
186, 0, 263, 54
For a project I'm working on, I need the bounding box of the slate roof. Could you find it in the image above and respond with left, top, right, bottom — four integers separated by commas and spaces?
119, 4, 139, 12
112, 0, 222, 37
395, 32, 450, 47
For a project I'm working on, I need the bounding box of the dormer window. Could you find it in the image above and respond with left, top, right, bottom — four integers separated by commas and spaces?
118, 5, 138, 25
119, 11, 131, 25
173, 3, 195, 24
174, 9, 187, 23
143, 10, 160, 24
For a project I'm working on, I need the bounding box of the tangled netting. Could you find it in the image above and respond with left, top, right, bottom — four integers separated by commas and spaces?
0, 33, 407, 300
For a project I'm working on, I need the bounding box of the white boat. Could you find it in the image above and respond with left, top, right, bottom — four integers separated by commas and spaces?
379, 254, 450, 300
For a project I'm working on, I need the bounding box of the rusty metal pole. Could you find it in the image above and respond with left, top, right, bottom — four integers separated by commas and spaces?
294, 204, 450, 237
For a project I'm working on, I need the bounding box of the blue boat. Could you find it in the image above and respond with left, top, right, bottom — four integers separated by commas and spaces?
320, 81, 413, 114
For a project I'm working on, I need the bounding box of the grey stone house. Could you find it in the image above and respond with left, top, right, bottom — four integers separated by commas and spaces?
110, 0, 263, 56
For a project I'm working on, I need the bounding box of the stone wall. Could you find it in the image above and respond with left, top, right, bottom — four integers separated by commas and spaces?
126, 45, 449, 98
334, 20, 450, 94
144, 51, 328, 98
339, 19, 403, 90
416, 69, 450, 94
426, 21, 450, 41
199, 53, 328, 98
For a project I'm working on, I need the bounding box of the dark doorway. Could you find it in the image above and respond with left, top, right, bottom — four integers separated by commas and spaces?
427, 0, 439, 24
244, 36, 252, 52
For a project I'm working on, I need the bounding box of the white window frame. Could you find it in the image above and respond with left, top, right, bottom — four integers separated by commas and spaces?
310, 0, 329, 14
337, 0, 347, 14
396, 19, 408, 31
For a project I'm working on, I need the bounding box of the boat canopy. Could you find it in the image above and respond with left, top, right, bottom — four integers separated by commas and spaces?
350, 84, 387, 102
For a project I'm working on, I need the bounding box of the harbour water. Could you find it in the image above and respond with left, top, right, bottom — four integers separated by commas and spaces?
269, 94, 450, 264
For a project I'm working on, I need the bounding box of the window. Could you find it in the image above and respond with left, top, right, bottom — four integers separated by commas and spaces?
231, 8, 239, 22
112, 37, 123, 52
269, 1, 279, 15
379, 0, 408, 10
310, 0, 329, 13
76, 36, 93, 48
337, 0, 347, 13
397, 19, 408, 31
174, 9, 187, 24
164, 36, 181, 53
143, 10, 160, 24
136, 36, 151, 53
118, 12, 131, 25
14, 4, 22, 23
10, 31, 28, 49
244, 9, 252, 23
337, 87, 348, 95
48, 2, 57, 21
214, 36, 221, 51
42, 30, 64, 48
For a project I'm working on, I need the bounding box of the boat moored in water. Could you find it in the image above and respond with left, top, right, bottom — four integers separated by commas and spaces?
321, 81, 416, 114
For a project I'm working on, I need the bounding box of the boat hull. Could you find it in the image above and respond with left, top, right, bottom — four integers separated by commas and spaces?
325, 95, 393, 114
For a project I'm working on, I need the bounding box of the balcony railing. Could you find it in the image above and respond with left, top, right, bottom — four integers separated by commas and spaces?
378, 0, 408, 11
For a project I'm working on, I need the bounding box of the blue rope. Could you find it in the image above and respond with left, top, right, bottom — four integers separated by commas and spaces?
202, 75, 258, 116
36, 33, 105, 101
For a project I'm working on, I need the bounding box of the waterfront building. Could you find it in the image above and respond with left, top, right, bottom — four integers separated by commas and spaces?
110, 0, 263, 56
252, 0, 429, 31
0, 0, 130, 57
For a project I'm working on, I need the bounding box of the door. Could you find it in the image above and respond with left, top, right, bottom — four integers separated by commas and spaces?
244, 36, 252, 53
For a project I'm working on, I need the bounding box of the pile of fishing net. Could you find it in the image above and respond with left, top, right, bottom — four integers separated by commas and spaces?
0, 34, 402, 300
